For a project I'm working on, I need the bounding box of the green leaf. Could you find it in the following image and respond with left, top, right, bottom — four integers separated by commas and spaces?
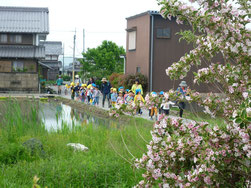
235, 118, 242, 124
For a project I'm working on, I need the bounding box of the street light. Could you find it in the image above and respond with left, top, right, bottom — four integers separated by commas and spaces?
119, 55, 126, 74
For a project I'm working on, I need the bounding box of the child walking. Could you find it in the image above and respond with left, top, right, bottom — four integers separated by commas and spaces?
125, 90, 134, 104
134, 89, 145, 115
92, 85, 102, 106
161, 98, 175, 115
70, 82, 75, 100
80, 84, 87, 102
111, 88, 118, 107
86, 85, 92, 104
150, 92, 158, 121
117, 91, 124, 105
159, 91, 164, 114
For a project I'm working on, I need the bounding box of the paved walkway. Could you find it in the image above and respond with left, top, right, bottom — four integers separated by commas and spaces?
50, 86, 187, 122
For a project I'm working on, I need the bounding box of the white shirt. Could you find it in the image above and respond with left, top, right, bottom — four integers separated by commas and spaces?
161, 101, 175, 110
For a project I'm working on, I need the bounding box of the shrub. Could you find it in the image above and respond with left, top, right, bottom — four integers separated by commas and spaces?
108, 73, 148, 92
108, 73, 125, 89
133, 0, 251, 187
62, 75, 71, 81
123, 73, 148, 92
0, 142, 36, 165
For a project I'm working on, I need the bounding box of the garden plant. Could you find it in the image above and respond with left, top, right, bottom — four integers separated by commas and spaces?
132, 0, 251, 187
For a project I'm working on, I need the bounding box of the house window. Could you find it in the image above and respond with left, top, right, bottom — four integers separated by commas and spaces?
13, 61, 24, 72
9, 35, 15, 43
0, 34, 7, 43
45, 55, 51, 60
9, 35, 22, 43
157, 28, 171, 38
128, 31, 136, 50
51, 55, 58, 60
15, 35, 22, 43
136, 66, 141, 73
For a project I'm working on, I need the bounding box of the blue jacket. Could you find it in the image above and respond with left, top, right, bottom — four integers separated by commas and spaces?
177, 87, 187, 96
101, 82, 111, 94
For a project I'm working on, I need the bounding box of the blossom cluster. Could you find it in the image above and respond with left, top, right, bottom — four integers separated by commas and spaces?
134, 115, 251, 187
132, 0, 251, 186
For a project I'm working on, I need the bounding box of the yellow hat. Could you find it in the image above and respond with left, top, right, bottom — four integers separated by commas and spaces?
113, 88, 117, 92
65, 84, 68, 87
70, 82, 74, 86
87, 84, 92, 89
83, 84, 87, 87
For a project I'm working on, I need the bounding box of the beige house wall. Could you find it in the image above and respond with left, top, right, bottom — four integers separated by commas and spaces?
0, 60, 12, 72
0, 59, 37, 73
0, 73, 39, 92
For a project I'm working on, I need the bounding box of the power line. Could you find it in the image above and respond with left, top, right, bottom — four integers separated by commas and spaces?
50, 29, 125, 34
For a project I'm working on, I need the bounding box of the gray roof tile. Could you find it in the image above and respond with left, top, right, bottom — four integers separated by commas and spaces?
0, 45, 45, 58
0, 6, 49, 33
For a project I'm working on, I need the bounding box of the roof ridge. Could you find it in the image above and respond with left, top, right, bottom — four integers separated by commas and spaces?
40, 41, 62, 44
0, 6, 49, 12
126, 10, 160, 20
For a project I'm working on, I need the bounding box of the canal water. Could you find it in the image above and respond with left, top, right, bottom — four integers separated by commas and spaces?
39, 102, 119, 131
0, 99, 118, 131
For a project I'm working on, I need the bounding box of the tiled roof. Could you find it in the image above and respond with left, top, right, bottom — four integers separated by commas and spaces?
40, 41, 62, 55
0, 45, 45, 58
126, 10, 160, 20
40, 60, 62, 68
0, 6, 49, 33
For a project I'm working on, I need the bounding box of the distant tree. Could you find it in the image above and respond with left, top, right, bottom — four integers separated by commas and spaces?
80, 40, 125, 80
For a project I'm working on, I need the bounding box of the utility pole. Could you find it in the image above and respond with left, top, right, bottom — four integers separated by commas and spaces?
83, 28, 85, 53
62, 43, 65, 76
72, 29, 76, 82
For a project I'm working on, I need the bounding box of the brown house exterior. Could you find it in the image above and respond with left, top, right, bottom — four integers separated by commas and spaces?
126, 11, 221, 93
0, 6, 49, 92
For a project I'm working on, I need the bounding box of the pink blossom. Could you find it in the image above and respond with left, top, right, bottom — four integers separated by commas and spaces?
204, 176, 213, 185
242, 92, 248, 99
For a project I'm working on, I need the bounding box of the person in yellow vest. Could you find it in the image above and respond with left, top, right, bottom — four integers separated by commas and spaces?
150, 92, 158, 121
131, 79, 143, 95
70, 82, 75, 100
134, 89, 145, 115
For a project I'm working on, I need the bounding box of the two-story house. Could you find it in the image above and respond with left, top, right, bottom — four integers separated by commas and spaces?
0, 6, 49, 92
126, 11, 222, 93
40, 41, 63, 80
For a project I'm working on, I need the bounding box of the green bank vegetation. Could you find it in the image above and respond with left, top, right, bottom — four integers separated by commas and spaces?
0, 99, 152, 187
0, 99, 224, 187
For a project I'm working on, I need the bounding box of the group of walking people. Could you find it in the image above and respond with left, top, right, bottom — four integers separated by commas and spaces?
57, 75, 189, 118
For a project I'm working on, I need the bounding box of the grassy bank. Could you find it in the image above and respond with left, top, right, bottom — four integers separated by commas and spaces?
0, 99, 152, 187
0, 98, 224, 187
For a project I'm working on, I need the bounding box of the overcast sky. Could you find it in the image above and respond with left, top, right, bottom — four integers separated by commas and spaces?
0, 0, 160, 57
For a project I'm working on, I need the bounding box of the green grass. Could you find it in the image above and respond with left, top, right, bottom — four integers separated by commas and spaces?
0, 99, 152, 187
0, 99, 224, 187
182, 109, 225, 127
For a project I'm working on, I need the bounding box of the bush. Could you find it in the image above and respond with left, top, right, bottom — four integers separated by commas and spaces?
108, 73, 148, 92
133, 0, 251, 186
0, 142, 36, 165
62, 75, 71, 81
108, 73, 125, 89
123, 73, 148, 92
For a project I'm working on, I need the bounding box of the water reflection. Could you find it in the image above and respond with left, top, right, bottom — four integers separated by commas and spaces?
39, 102, 118, 131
